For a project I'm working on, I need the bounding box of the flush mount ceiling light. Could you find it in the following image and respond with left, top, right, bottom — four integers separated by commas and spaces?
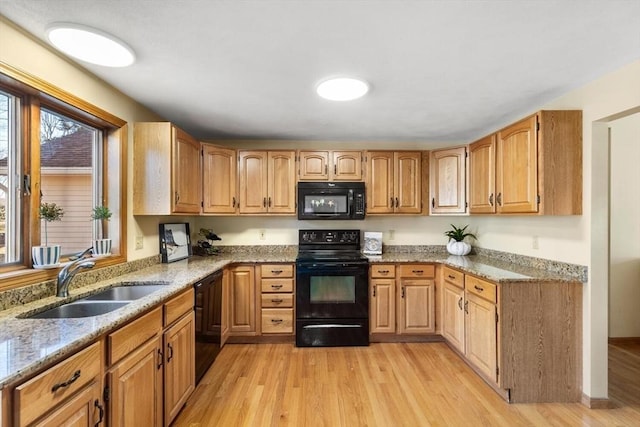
316, 77, 369, 101
46, 23, 135, 67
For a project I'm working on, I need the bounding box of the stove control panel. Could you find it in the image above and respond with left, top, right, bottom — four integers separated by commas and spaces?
299, 229, 360, 245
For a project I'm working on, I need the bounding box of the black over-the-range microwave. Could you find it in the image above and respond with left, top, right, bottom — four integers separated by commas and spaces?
297, 181, 365, 220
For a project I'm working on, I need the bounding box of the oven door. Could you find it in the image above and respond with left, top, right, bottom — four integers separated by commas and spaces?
296, 263, 368, 319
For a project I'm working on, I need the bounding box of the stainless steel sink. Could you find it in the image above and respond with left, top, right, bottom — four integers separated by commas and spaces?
82, 285, 166, 301
26, 301, 129, 319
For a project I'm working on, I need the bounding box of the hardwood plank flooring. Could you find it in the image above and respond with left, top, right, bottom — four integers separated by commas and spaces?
174, 342, 640, 426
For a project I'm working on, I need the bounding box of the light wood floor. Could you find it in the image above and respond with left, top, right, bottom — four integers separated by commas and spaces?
174, 341, 640, 427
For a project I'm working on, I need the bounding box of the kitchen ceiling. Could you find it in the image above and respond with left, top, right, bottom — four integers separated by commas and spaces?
1, 1, 639, 145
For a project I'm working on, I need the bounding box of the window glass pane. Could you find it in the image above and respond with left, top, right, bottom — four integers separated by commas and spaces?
0, 90, 20, 265
40, 108, 100, 255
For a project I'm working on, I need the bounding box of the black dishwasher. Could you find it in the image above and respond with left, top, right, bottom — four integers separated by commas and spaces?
194, 270, 223, 384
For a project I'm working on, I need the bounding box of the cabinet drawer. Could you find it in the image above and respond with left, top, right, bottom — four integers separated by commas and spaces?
443, 266, 464, 289
260, 264, 294, 278
15, 341, 102, 427
260, 278, 294, 293
465, 275, 497, 303
398, 264, 435, 278
165, 288, 194, 326
109, 306, 162, 365
261, 309, 294, 334
261, 293, 294, 308
371, 264, 396, 278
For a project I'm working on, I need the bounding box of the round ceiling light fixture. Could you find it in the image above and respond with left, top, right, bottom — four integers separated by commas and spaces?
316, 77, 369, 101
46, 23, 136, 67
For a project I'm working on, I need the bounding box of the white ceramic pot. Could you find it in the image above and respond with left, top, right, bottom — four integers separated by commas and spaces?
446, 240, 471, 256
32, 245, 61, 267
92, 239, 112, 256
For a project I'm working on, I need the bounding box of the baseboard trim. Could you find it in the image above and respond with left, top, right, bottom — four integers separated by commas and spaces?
608, 337, 640, 345
581, 393, 614, 409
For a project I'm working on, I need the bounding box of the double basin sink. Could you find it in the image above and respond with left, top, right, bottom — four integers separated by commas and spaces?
24, 284, 167, 319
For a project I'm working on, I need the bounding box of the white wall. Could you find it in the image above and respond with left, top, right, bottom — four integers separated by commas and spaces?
609, 113, 640, 338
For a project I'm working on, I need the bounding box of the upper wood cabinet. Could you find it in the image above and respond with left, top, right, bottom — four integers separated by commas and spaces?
133, 122, 202, 215
429, 146, 467, 214
202, 145, 238, 214
468, 135, 496, 214
367, 151, 422, 214
298, 150, 363, 181
238, 150, 296, 214
495, 110, 582, 215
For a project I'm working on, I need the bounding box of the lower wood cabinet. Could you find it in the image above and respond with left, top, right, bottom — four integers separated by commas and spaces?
164, 311, 196, 425
259, 264, 295, 335
440, 265, 582, 403
13, 341, 103, 427
370, 264, 436, 337
227, 265, 257, 335
108, 336, 163, 427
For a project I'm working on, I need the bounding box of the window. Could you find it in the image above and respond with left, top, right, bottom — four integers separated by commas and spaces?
0, 64, 127, 288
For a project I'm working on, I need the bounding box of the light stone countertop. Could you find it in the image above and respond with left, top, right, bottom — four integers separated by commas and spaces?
0, 250, 583, 389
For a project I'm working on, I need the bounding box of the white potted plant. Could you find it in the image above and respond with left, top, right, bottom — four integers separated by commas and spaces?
32, 202, 64, 268
444, 224, 477, 256
91, 205, 112, 256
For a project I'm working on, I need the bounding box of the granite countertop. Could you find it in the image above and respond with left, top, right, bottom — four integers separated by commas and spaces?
0, 249, 582, 389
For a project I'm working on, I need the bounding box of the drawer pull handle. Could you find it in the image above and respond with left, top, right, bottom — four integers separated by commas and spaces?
474, 285, 484, 292
379, 270, 389, 274
271, 298, 284, 303
51, 370, 81, 393
271, 284, 283, 289
448, 274, 456, 279
271, 318, 283, 324
271, 270, 283, 274
412, 270, 424, 274
167, 343, 174, 363
95, 399, 105, 426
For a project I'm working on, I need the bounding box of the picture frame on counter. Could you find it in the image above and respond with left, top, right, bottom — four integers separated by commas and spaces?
159, 222, 192, 263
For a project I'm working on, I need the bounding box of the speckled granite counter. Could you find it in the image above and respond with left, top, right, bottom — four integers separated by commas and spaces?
0, 246, 584, 389
0, 253, 295, 389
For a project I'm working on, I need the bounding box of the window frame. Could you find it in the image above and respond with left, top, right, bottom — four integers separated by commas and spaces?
0, 62, 127, 291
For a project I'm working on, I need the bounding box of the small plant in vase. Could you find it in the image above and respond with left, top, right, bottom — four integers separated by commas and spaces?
91, 205, 112, 256
444, 224, 477, 256
33, 202, 64, 267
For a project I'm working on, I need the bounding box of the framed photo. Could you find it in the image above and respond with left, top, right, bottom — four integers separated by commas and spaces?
159, 223, 192, 263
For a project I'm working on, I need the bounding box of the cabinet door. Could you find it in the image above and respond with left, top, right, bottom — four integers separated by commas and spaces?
370, 278, 395, 334
238, 151, 268, 213
429, 146, 466, 214
332, 151, 363, 181
267, 151, 296, 213
496, 115, 538, 213
442, 282, 465, 353
397, 279, 435, 334
465, 292, 497, 382
229, 265, 256, 334
202, 145, 237, 214
298, 151, 329, 180
469, 135, 496, 214
367, 151, 394, 213
164, 312, 196, 426
109, 336, 163, 427
31, 382, 103, 427
221, 270, 230, 345
172, 127, 202, 214
395, 151, 422, 213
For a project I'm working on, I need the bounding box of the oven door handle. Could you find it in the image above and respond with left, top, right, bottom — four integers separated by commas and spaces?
297, 265, 367, 273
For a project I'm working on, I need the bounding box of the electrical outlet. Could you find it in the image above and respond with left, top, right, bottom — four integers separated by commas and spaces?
532, 236, 539, 250
135, 235, 144, 250
389, 230, 395, 240
259, 229, 266, 240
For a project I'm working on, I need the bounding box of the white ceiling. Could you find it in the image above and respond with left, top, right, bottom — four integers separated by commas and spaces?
1, 1, 639, 145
